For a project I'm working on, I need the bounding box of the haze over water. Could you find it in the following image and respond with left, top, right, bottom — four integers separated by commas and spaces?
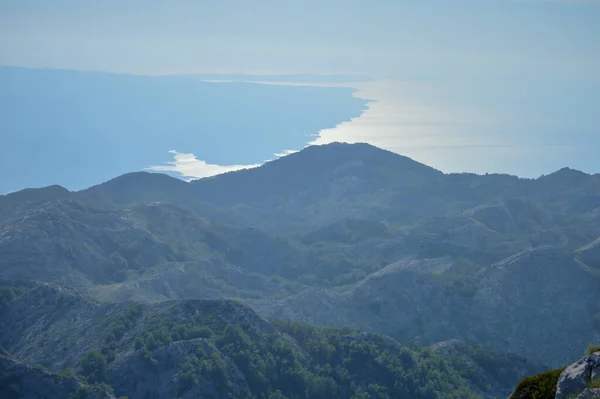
313, 77, 600, 179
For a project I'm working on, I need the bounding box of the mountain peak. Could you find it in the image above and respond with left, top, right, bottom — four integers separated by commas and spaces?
0, 185, 71, 219
189, 142, 442, 204
275, 142, 441, 172
4, 184, 69, 199
541, 167, 589, 180
79, 171, 189, 207
537, 167, 593, 190
87, 171, 185, 189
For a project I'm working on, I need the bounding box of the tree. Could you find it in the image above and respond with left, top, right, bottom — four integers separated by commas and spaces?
80, 351, 107, 384
0, 286, 17, 310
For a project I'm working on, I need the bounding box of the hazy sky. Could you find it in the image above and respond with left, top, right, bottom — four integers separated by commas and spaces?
2, 0, 599, 78
1, 0, 599, 188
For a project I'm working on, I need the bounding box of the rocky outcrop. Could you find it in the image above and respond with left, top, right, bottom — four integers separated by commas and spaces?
577, 238, 600, 269
578, 389, 600, 399
556, 351, 600, 399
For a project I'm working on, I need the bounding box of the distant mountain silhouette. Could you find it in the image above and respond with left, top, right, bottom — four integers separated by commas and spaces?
82, 171, 189, 207
0, 184, 70, 220
189, 142, 443, 204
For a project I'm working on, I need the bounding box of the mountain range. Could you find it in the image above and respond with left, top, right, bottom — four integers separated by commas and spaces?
1, 142, 599, 398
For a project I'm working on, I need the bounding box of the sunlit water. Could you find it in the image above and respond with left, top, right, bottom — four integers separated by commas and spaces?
2, 66, 598, 194
0, 67, 367, 193
313, 78, 600, 178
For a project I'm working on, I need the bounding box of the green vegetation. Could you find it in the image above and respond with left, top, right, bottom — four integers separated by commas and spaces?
430, 257, 481, 298
440, 342, 540, 396
509, 368, 565, 399
58, 369, 78, 379
137, 323, 214, 352
0, 286, 24, 310
587, 345, 600, 356
101, 303, 143, 362
79, 305, 481, 398
6, 143, 600, 399
264, 320, 478, 399
176, 345, 229, 396
79, 351, 107, 384
506, 344, 600, 399
70, 382, 115, 399
159, 318, 481, 398
54, 303, 484, 399
300, 218, 389, 246
33, 363, 51, 373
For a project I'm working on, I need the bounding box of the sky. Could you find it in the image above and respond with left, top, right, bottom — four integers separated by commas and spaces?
1, 0, 599, 191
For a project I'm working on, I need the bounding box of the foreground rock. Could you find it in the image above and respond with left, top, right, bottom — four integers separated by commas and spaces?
578, 389, 600, 399
556, 351, 600, 399
508, 350, 600, 399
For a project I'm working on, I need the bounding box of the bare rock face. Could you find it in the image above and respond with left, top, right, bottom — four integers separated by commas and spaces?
578, 389, 600, 399
556, 351, 600, 399
593, 352, 600, 382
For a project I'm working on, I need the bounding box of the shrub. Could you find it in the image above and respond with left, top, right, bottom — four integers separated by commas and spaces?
185, 326, 214, 340
141, 348, 157, 368
587, 345, 600, 356
79, 351, 107, 384
0, 286, 22, 310
70, 383, 114, 399
33, 363, 50, 373
59, 369, 78, 379
510, 368, 565, 399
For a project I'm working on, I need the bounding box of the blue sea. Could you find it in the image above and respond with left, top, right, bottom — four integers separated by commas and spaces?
2, 66, 599, 194
0, 67, 368, 193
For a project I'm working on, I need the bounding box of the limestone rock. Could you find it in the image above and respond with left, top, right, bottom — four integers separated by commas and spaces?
578, 388, 600, 399
593, 352, 600, 384
556, 352, 600, 399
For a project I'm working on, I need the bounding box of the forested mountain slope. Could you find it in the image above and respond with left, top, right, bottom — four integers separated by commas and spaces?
2, 142, 599, 397
0, 283, 520, 399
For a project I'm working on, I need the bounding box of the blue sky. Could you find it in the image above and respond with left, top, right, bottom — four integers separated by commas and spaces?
1, 0, 599, 192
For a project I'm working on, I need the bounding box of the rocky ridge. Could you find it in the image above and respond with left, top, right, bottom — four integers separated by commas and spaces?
0, 283, 537, 399
509, 349, 600, 399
